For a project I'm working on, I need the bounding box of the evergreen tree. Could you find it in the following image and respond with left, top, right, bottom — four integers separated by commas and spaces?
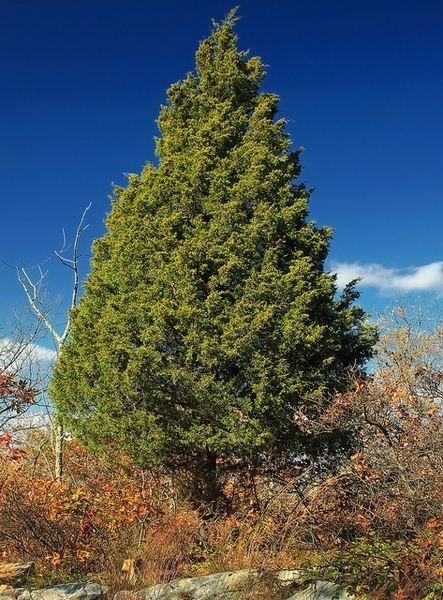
50, 10, 376, 502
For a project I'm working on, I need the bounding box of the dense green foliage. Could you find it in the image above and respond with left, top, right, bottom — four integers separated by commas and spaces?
51, 12, 376, 483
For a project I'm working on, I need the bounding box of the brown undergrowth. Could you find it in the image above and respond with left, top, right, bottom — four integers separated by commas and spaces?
1, 308, 443, 599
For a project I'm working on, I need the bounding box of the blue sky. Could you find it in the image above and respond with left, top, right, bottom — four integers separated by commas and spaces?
1, 0, 442, 347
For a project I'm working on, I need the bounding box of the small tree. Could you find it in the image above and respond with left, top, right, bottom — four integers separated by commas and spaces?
51, 11, 376, 503
0, 373, 36, 434
0, 317, 43, 433
16, 203, 91, 478
0, 337, 37, 465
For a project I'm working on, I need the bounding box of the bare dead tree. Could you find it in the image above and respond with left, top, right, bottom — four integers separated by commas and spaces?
16, 203, 91, 478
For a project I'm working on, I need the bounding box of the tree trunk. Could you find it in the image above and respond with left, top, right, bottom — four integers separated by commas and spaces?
53, 417, 63, 479
191, 451, 218, 507
203, 451, 218, 503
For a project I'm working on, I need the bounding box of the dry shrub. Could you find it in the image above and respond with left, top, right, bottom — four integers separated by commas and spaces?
289, 307, 443, 597
307, 317, 443, 540
199, 504, 301, 574
0, 442, 161, 583
4, 305, 443, 599
136, 509, 202, 585
124, 503, 302, 586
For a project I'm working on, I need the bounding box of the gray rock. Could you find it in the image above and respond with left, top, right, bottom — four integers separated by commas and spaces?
275, 569, 303, 586
288, 580, 353, 600
114, 568, 310, 599
18, 583, 103, 600
115, 570, 354, 599
115, 569, 259, 599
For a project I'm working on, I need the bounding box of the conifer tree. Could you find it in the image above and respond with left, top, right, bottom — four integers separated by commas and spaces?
50, 10, 376, 502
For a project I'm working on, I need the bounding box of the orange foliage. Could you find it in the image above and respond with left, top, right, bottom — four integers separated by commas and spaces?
0, 442, 162, 579
0, 372, 36, 411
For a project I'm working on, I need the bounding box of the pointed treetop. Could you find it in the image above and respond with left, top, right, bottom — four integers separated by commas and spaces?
211, 6, 240, 32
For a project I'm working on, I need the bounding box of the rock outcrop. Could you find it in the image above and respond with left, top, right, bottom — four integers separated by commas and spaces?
115, 569, 352, 599
288, 580, 353, 599
0, 569, 353, 600
0, 583, 102, 600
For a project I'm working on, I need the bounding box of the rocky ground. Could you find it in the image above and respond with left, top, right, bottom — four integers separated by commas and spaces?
0, 564, 352, 600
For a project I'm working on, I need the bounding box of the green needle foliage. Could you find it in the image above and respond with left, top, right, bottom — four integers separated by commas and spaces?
51, 10, 376, 502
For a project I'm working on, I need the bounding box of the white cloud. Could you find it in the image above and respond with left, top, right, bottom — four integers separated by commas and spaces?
0, 338, 57, 371
7, 411, 52, 433
331, 261, 443, 295
27, 343, 57, 362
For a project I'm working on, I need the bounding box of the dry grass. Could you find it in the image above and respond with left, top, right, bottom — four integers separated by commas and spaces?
0, 562, 34, 585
